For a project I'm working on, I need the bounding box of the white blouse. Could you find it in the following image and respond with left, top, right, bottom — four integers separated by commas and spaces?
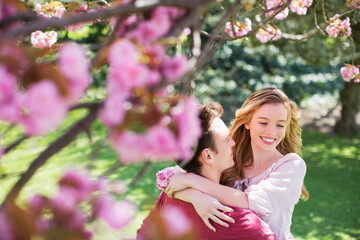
233, 153, 306, 240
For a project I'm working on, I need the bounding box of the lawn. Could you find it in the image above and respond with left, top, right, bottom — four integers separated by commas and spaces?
0, 110, 359, 239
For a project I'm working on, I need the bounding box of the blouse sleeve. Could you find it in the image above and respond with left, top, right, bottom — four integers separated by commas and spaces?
244, 154, 306, 222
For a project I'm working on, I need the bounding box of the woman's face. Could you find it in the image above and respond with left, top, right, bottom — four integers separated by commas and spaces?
246, 103, 287, 153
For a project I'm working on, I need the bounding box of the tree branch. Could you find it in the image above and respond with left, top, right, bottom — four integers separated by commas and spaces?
1, 103, 102, 206
2, 0, 214, 39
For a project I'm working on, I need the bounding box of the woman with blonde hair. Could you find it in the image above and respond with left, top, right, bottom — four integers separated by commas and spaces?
164, 87, 309, 240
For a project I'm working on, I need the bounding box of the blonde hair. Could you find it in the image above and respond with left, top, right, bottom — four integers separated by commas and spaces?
220, 87, 309, 200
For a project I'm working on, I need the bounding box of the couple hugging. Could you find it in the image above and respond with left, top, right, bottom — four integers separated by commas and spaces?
137, 87, 308, 240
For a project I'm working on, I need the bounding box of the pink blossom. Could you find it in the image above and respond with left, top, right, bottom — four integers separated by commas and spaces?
0, 65, 20, 123
147, 70, 162, 86
340, 64, 359, 82
162, 54, 188, 82
326, 15, 352, 38
58, 169, 94, 203
347, 0, 360, 8
225, 18, 252, 37
161, 205, 192, 236
109, 180, 127, 195
126, 14, 171, 44
0, 65, 16, 102
107, 62, 150, 91
171, 97, 201, 159
256, 25, 282, 43
266, 0, 289, 20
152, 7, 186, 21
145, 125, 178, 161
0, 211, 15, 240
35, 2, 66, 19
99, 92, 129, 127
58, 42, 91, 101
156, 166, 186, 190
109, 131, 148, 163
93, 195, 135, 229
20, 80, 68, 136
30, 30, 58, 48
289, 0, 313, 15
108, 39, 139, 66
0, 42, 30, 71
29, 195, 46, 215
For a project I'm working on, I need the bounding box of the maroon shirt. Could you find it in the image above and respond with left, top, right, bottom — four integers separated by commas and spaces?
137, 192, 277, 240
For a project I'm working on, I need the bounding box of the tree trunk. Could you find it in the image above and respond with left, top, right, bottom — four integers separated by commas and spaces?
334, 82, 360, 135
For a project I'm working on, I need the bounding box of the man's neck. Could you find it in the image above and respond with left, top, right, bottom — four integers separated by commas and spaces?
200, 166, 220, 183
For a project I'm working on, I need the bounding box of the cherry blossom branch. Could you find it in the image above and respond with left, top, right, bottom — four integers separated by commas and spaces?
3, 136, 29, 154
0, 11, 39, 28
130, 161, 152, 187
200, 1, 290, 41
1, 103, 102, 206
2, 0, 214, 39
187, 0, 242, 80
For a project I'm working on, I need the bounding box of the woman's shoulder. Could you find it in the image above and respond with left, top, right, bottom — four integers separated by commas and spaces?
273, 153, 306, 171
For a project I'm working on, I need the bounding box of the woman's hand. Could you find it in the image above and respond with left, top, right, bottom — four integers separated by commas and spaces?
164, 172, 191, 197
191, 193, 235, 232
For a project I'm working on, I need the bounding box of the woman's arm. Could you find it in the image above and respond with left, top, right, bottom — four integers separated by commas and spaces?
165, 173, 249, 209
173, 188, 235, 232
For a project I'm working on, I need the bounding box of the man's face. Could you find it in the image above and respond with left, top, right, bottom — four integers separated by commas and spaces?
209, 117, 235, 173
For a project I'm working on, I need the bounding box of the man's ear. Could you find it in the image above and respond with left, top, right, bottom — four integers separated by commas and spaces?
200, 148, 213, 164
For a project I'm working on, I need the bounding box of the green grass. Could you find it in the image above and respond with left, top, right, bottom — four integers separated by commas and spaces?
1, 112, 359, 239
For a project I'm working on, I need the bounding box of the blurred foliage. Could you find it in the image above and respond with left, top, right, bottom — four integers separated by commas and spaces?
192, 0, 359, 122
194, 40, 344, 122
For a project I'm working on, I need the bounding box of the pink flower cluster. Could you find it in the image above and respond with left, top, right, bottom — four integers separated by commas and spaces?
35, 2, 66, 19
289, 0, 313, 15
30, 30, 58, 48
160, 205, 193, 236
99, 17, 201, 164
156, 166, 186, 190
266, 0, 289, 20
0, 169, 135, 240
225, 18, 252, 38
256, 25, 282, 43
108, 97, 201, 164
265, 0, 312, 19
58, 42, 91, 101
19, 80, 68, 136
0, 42, 90, 136
347, 0, 360, 8
0, 1, 22, 37
124, 7, 185, 44
340, 64, 360, 83
326, 15, 352, 38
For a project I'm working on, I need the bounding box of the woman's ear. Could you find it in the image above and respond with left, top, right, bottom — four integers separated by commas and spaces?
244, 123, 250, 130
200, 148, 213, 164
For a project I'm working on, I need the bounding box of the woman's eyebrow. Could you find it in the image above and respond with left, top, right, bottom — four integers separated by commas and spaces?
257, 117, 286, 122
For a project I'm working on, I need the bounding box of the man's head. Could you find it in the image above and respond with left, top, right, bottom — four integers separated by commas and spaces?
181, 102, 235, 181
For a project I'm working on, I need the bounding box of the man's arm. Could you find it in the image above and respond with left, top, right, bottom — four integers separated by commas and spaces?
173, 188, 235, 232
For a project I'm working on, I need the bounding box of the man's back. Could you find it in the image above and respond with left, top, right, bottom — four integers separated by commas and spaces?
137, 192, 277, 240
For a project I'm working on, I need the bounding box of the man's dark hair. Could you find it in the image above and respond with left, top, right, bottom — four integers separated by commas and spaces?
180, 102, 223, 175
